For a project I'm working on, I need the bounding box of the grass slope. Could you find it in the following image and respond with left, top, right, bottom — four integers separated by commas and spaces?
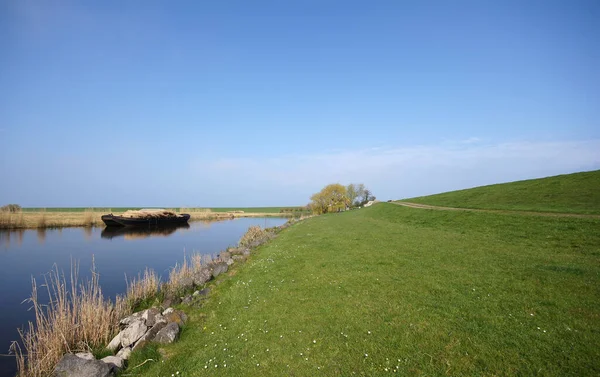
131, 204, 600, 376
402, 170, 600, 214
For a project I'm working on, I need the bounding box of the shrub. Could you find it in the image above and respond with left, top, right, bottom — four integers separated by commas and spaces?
1, 204, 22, 213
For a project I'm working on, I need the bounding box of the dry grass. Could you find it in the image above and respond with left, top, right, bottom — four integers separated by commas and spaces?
163, 253, 212, 297
180, 207, 212, 213
0, 211, 104, 229
12, 259, 129, 377
121, 210, 179, 219
124, 268, 161, 310
238, 225, 273, 247
82, 208, 97, 227
0, 211, 25, 228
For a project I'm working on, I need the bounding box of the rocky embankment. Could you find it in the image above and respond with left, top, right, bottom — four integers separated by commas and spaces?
54, 307, 187, 377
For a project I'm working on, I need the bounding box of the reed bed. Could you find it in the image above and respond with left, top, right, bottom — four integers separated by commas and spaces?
163, 253, 212, 297
124, 268, 161, 310
0, 211, 104, 229
12, 260, 129, 377
0, 211, 25, 228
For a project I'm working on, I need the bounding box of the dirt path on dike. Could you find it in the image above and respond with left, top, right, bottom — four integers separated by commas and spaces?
390, 201, 600, 219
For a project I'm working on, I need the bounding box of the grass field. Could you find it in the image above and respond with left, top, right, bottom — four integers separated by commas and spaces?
402, 170, 600, 215
127, 203, 600, 376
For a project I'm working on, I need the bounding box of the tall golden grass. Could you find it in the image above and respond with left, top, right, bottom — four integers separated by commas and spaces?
82, 208, 96, 227
0, 211, 25, 228
0, 211, 104, 229
163, 253, 210, 297
124, 268, 161, 310
11, 259, 129, 377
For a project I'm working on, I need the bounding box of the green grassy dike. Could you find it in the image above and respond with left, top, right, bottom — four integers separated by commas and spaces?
129, 203, 600, 376
403, 170, 600, 215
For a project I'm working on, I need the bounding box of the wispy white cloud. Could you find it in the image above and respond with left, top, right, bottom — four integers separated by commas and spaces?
192, 139, 600, 202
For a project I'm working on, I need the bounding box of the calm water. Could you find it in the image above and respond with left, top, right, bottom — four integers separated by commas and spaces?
0, 217, 287, 377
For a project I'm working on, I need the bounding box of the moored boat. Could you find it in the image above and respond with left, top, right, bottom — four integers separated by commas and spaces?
102, 209, 190, 227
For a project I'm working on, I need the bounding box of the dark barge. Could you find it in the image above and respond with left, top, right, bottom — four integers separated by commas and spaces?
102, 210, 190, 227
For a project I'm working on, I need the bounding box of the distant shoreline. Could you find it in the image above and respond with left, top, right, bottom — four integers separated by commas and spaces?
0, 208, 305, 230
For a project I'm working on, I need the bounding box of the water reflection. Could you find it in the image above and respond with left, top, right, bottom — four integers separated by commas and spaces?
83, 227, 93, 241
101, 224, 190, 240
36, 228, 46, 244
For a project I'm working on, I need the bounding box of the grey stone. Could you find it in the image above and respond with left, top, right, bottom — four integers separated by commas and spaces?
211, 262, 228, 278
164, 309, 187, 326
142, 308, 162, 327
153, 313, 167, 326
192, 267, 212, 286
75, 352, 95, 361
101, 356, 123, 373
181, 295, 193, 304
226, 258, 235, 266
162, 296, 181, 309
162, 297, 173, 308
54, 354, 111, 377
228, 247, 242, 255
179, 275, 195, 291
132, 322, 167, 352
120, 320, 147, 348
106, 332, 121, 352
116, 347, 132, 360
218, 251, 231, 261
197, 287, 210, 297
162, 307, 174, 315
178, 310, 188, 323
119, 312, 142, 327
154, 322, 180, 344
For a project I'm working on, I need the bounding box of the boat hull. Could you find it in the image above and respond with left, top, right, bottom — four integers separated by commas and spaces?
101, 215, 123, 227
102, 214, 190, 227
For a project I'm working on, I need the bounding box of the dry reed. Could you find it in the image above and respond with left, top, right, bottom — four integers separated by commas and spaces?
36, 210, 46, 228
12, 259, 127, 377
124, 268, 161, 310
82, 208, 95, 227
0, 212, 105, 229
239, 225, 273, 247
163, 253, 208, 297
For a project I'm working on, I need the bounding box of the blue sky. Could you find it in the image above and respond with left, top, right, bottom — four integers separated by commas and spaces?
1, 0, 599, 207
